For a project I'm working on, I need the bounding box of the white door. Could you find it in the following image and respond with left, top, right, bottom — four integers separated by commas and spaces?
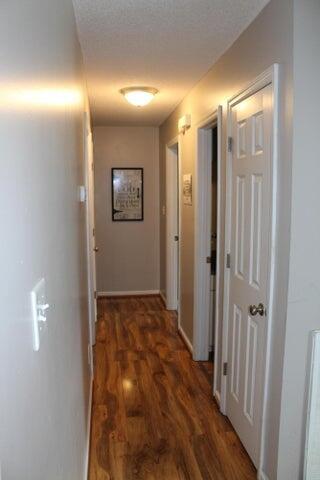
85, 126, 97, 346
166, 143, 179, 310
227, 84, 272, 466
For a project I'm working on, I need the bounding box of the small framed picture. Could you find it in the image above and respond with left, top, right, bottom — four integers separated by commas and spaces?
111, 168, 144, 221
183, 173, 192, 206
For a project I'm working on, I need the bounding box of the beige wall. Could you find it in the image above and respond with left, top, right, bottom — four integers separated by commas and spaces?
159, 0, 293, 478
94, 126, 160, 293
0, 0, 91, 478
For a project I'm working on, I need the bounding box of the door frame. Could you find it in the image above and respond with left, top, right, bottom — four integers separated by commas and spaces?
84, 112, 97, 356
165, 136, 181, 323
221, 64, 280, 475
193, 106, 223, 376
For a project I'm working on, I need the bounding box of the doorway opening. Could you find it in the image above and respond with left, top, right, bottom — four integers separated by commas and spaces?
165, 138, 180, 324
193, 107, 222, 402
209, 126, 218, 358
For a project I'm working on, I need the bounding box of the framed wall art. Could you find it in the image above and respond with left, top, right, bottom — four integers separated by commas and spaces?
111, 168, 144, 221
183, 173, 192, 206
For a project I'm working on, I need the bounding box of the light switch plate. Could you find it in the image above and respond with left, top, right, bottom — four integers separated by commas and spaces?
31, 278, 49, 351
78, 185, 86, 203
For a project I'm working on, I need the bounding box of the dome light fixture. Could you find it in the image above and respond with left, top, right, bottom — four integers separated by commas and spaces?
120, 86, 159, 107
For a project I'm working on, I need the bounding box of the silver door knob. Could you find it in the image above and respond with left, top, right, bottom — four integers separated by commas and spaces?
249, 303, 266, 316
93, 247, 99, 252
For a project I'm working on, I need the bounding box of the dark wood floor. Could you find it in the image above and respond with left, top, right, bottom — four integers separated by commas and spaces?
89, 296, 256, 480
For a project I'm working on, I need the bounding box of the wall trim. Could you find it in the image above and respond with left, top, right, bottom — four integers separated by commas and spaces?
214, 390, 221, 407
178, 325, 193, 354
84, 376, 93, 480
84, 117, 97, 348
159, 290, 167, 307
98, 290, 160, 297
258, 471, 270, 480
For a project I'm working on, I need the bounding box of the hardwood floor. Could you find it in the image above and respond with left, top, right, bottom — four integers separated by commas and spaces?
89, 295, 256, 480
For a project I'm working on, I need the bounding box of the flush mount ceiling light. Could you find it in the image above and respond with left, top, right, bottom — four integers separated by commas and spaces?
120, 86, 158, 107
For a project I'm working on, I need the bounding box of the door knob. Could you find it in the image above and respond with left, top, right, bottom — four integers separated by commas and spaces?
249, 303, 266, 316
93, 247, 99, 252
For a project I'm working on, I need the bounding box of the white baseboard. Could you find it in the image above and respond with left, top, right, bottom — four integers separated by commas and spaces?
84, 376, 93, 480
97, 290, 160, 297
258, 470, 269, 480
159, 290, 167, 307
166, 303, 178, 311
214, 389, 221, 407
178, 325, 193, 354
158, 290, 178, 311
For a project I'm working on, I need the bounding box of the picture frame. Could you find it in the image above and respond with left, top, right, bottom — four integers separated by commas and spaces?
111, 168, 144, 221
183, 173, 192, 206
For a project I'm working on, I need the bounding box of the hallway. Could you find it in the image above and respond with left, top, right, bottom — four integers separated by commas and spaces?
89, 296, 256, 479
3, 1, 320, 477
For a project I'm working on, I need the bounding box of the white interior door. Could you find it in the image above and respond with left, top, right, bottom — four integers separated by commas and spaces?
86, 126, 97, 346
166, 143, 179, 311
227, 84, 272, 466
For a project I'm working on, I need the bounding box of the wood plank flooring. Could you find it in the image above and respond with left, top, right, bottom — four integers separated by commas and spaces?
89, 295, 256, 480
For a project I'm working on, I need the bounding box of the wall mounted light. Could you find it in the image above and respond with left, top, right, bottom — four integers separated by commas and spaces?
120, 86, 158, 107
178, 114, 191, 134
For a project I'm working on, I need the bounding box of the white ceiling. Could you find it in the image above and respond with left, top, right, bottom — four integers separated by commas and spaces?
73, 0, 269, 126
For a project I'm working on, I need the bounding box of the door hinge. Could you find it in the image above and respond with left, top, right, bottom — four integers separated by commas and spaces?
94, 290, 97, 300
227, 136, 233, 153
226, 253, 231, 269
93, 228, 95, 237
91, 161, 94, 171
223, 362, 228, 376
206, 256, 211, 264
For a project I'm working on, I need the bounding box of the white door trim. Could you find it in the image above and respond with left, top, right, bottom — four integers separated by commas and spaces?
84, 112, 96, 358
165, 136, 181, 325
84, 376, 93, 480
193, 107, 222, 367
221, 64, 279, 477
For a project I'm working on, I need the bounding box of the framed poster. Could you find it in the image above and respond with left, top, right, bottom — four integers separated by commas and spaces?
112, 168, 144, 221
183, 173, 192, 205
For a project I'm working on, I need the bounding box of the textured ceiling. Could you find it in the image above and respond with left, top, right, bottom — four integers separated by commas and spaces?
73, 0, 269, 126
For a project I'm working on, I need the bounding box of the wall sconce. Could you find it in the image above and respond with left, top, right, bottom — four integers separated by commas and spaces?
178, 114, 191, 134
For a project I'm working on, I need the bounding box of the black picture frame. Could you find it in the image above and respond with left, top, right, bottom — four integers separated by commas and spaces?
111, 168, 144, 221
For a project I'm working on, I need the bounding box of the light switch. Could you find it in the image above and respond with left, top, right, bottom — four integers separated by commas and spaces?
31, 278, 49, 351
78, 185, 86, 203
